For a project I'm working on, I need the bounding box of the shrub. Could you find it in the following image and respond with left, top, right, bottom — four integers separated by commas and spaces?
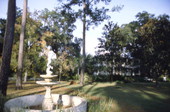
92, 75, 109, 82
84, 73, 93, 83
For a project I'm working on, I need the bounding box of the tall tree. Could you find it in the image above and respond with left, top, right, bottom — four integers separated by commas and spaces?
97, 22, 135, 81
10, 9, 45, 82
16, 0, 27, 89
37, 8, 80, 80
0, 0, 16, 96
0, 19, 6, 57
58, 0, 118, 85
138, 14, 170, 86
81, 0, 86, 86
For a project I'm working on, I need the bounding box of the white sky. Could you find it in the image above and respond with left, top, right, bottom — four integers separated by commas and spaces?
0, 0, 170, 55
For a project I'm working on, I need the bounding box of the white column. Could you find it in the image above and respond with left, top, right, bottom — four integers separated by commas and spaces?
42, 86, 54, 110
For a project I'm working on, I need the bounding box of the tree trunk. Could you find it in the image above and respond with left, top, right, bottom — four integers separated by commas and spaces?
80, 0, 86, 86
155, 68, 159, 87
0, 0, 16, 96
59, 72, 61, 82
77, 67, 80, 80
110, 68, 113, 82
16, 0, 27, 90
77, 67, 80, 75
110, 60, 114, 82
23, 71, 28, 83
59, 67, 62, 82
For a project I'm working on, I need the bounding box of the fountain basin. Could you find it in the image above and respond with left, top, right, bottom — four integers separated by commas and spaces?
4, 94, 87, 112
36, 81, 59, 86
40, 75, 57, 82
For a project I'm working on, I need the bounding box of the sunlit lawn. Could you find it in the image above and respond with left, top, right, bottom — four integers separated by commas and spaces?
6, 81, 170, 112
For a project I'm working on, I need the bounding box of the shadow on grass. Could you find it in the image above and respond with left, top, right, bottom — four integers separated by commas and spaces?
84, 83, 98, 94
7, 82, 70, 97
84, 82, 170, 112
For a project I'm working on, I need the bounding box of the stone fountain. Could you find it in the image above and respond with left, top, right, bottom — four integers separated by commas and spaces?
36, 46, 58, 110
4, 47, 87, 112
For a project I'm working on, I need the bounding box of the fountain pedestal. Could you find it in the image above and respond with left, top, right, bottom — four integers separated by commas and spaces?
42, 86, 53, 110
36, 75, 58, 110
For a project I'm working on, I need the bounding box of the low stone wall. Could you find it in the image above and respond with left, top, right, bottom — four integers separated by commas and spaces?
4, 94, 87, 112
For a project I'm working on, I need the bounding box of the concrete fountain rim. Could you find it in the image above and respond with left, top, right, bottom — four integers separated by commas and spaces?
4, 94, 87, 112
36, 81, 59, 85
40, 75, 58, 78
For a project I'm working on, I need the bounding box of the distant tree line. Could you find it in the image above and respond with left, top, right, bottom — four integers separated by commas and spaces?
95, 11, 170, 85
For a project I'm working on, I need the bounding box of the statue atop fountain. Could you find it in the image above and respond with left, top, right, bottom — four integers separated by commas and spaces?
45, 46, 56, 75
36, 46, 58, 110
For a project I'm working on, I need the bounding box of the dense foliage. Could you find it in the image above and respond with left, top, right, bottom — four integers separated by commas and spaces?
96, 11, 170, 83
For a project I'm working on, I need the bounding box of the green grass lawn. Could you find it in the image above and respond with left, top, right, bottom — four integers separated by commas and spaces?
76, 82, 170, 112
2, 81, 170, 112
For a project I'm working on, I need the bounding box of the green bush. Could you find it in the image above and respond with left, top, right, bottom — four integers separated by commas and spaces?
84, 73, 93, 83
158, 75, 170, 82
92, 75, 124, 82
92, 75, 109, 82
72, 74, 79, 81
133, 76, 146, 82
112, 75, 124, 81
167, 76, 170, 82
